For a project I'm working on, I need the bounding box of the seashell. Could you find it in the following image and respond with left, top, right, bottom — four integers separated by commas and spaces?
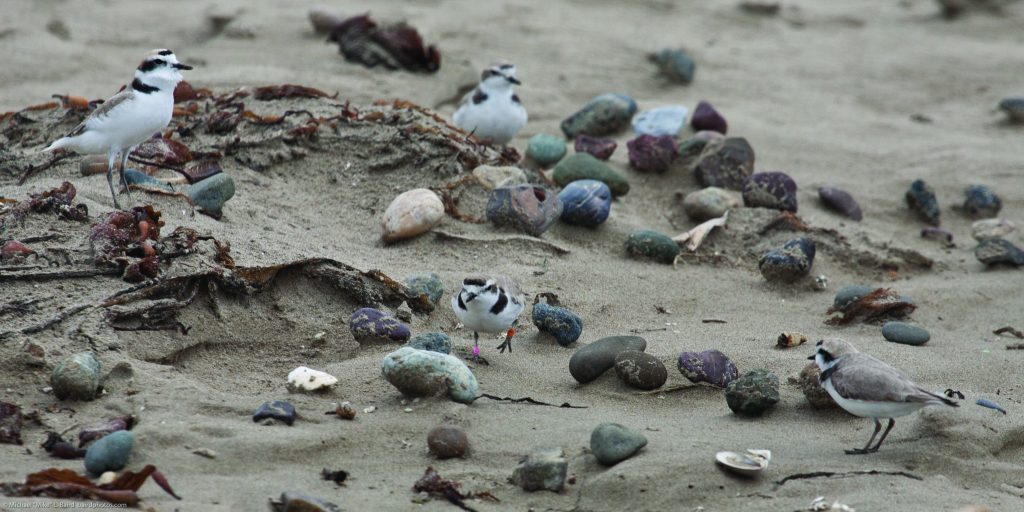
532, 303, 584, 346
681, 187, 740, 222
472, 165, 527, 190
798, 362, 837, 409
427, 425, 469, 459
308, 7, 344, 34
1, 240, 36, 260
349, 307, 411, 344
381, 188, 444, 243
573, 134, 617, 160
962, 185, 1001, 218
486, 185, 563, 236
974, 238, 1024, 267
553, 153, 630, 196
558, 179, 612, 228
526, 134, 567, 167
677, 349, 739, 388
725, 369, 780, 416
818, 186, 863, 221
971, 218, 1016, 242
286, 366, 338, 393
627, 134, 678, 173
715, 449, 771, 477
560, 93, 637, 138
631, 105, 688, 137
694, 137, 755, 190
672, 212, 728, 252
905, 179, 940, 226
742, 171, 798, 212
648, 48, 696, 84
776, 332, 807, 348
625, 229, 680, 264
186, 172, 235, 217
998, 97, 1024, 123
79, 154, 109, 176
691, 100, 727, 134
759, 237, 815, 283
253, 400, 297, 425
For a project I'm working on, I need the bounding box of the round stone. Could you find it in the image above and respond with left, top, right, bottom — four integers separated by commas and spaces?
186, 172, 235, 216
532, 303, 584, 346
558, 179, 612, 228
553, 153, 630, 197
427, 425, 468, 459
962, 185, 1001, 219
51, 352, 101, 401
833, 285, 875, 309
681, 187, 740, 222
569, 336, 647, 384
631, 105, 688, 137
818, 186, 863, 221
84, 430, 134, 476
758, 237, 816, 283
882, 322, 931, 346
627, 134, 678, 173
561, 93, 638, 138
694, 137, 755, 190
526, 134, 567, 167
625, 230, 680, 264
677, 349, 739, 388
590, 423, 648, 466
725, 369, 780, 417
742, 172, 798, 212
613, 351, 668, 390
380, 347, 478, 404
348, 308, 410, 344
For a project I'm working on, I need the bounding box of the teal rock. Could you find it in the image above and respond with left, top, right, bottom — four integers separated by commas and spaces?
124, 169, 173, 192
187, 172, 235, 216
561, 93, 638, 138
882, 322, 930, 346
632, 106, 688, 137
552, 153, 630, 197
526, 134, 567, 167
407, 332, 452, 354
51, 352, 101, 401
403, 272, 444, 305
512, 447, 567, 492
614, 351, 667, 390
725, 369, 780, 417
590, 423, 647, 466
380, 347, 478, 404
568, 335, 647, 384
532, 303, 584, 346
649, 48, 696, 84
625, 229, 679, 264
84, 430, 134, 475
833, 285, 875, 309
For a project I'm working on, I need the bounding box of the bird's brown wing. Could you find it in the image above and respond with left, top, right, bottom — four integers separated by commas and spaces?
61, 89, 133, 138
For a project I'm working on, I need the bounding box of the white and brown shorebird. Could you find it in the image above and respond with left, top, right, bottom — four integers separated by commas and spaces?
452, 62, 527, 146
810, 338, 958, 454
43, 49, 192, 209
451, 275, 525, 361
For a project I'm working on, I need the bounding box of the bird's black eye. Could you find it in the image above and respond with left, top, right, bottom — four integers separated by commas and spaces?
153, 59, 165, 66
487, 285, 496, 292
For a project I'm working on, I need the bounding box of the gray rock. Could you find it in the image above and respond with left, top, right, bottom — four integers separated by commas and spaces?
511, 447, 567, 492
569, 336, 647, 384
186, 172, 235, 216
725, 369, 779, 417
590, 423, 647, 466
51, 352, 101, 401
406, 332, 452, 354
882, 322, 930, 346
681, 187, 740, 222
975, 238, 1024, 267
613, 351, 667, 390
380, 347, 478, 404
427, 425, 469, 459
84, 430, 134, 475
833, 285, 875, 309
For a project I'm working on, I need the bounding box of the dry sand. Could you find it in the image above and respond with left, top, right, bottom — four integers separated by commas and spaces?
2, 0, 1024, 510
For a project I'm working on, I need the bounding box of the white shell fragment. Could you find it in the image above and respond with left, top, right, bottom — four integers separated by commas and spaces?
98, 471, 117, 485
672, 211, 728, 252
286, 366, 338, 393
715, 448, 771, 477
381, 188, 445, 243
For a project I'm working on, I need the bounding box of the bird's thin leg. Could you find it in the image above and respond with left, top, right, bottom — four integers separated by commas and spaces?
472, 331, 480, 358
869, 418, 897, 453
106, 150, 121, 210
845, 418, 883, 455
496, 327, 516, 353
119, 148, 134, 205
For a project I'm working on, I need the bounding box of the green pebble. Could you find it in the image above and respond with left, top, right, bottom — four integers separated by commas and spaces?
625, 230, 679, 264
526, 134, 567, 167
51, 352, 101, 401
725, 369, 780, 417
552, 153, 630, 197
187, 173, 235, 215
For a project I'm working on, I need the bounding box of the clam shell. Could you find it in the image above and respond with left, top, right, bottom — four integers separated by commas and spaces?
381, 188, 444, 243
715, 449, 771, 477
286, 366, 338, 392
776, 332, 807, 348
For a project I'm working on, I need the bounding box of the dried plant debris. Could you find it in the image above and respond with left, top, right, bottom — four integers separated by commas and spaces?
0, 402, 23, 445
41, 431, 85, 459
78, 415, 135, 447
328, 14, 440, 73
413, 466, 497, 512
88, 205, 164, 282
0, 181, 88, 232
0, 465, 180, 506
826, 288, 917, 325
252, 84, 332, 101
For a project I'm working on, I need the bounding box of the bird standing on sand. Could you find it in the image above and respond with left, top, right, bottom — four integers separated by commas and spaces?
452, 62, 527, 146
810, 338, 958, 454
43, 49, 192, 210
451, 275, 525, 362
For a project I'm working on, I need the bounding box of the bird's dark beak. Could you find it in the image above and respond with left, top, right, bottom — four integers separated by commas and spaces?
807, 354, 816, 360
174, 63, 193, 70
506, 76, 521, 85
465, 292, 478, 303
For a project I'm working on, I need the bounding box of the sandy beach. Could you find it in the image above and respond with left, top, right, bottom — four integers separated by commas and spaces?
2, 0, 1024, 510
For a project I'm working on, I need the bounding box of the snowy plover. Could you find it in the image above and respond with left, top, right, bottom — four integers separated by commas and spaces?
810, 338, 958, 454
452, 62, 527, 146
44, 49, 192, 209
451, 275, 525, 360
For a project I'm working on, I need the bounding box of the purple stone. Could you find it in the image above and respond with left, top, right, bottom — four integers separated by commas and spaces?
691, 101, 728, 134
627, 134, 677, 173
742, 171, 798, 212
486, 185, 563, 237
574, 135, 617, 160
348, 308, 411, 344
677, 349, 739, 388
818, 186, 862, 221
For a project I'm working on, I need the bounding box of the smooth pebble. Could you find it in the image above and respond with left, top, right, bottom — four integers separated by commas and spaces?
590, 423, 647, 466
558, 179, 612, 227
690, 100, 727, 134
553, 153, 630, 197
681, 187, 740, 222
349, 308, 411, 344
631, 106, 688, 137
532, 303, 584, 346
380, 347, 478, 404
526, 134, 567, 167
561, 93, 637, 138
625, 230, 679, 264
381, 188, 444, 243
613, 351, 667, 390
51, 352, 101, 401
881, 321, 930, 346
627, 134, 678, 173
569, 335, 647, 384
742, 172, 798, 212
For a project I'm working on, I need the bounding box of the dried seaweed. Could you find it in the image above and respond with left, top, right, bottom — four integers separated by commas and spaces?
0, 465, 180, 506
328, 14, 440, 73
41, 432, 85, 459
132, 136, 193, 165
77, 415, 134, 447
0, 402, 23, 445
253, 84, 332, 101
413, 466, 497, 512
88, 205, 164, 282
1, 182, 88, 232
825, 288, 917, 325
